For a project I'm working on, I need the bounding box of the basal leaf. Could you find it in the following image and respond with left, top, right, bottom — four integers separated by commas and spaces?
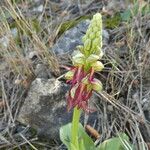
59, 123, 72, 149
60, 123, 96, 150
78, 123, 96, 150
97, 133, 132, 150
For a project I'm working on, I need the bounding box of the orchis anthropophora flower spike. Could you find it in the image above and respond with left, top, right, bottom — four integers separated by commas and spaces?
65, 13, 104, 113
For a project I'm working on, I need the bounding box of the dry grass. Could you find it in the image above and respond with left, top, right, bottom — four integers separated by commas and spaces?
0, 0, 150, 149
0, 0, 62, 149
1, 0, 60, 77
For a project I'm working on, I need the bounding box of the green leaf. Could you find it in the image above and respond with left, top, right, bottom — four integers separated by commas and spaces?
60, 123, 96, 150
59, 123, 72, 149
120, 2, 147, 22
121, 9, 131, 22
78, 123, 96, 150
97, 133, 132, 150
79, 139, 86, 150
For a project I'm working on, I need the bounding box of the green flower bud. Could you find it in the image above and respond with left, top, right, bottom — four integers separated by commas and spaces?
72, 57, 84, 66
86, 28, 93, 37
72, 51, 84, 58
92, 79, 102, 92
93, 38, 99, 49
99, 49, 103, 58
81, 76, 89, 85
92, 21, 97, 28
89, 32, 95, 40
93, 27, 99, 33
96, 31, 101, 38
84, 39, 91, 51
72, 51, 85, 65
71, 13, 103, 72
77, 45, 84, 54
82, 77, 93, 92
82, 35, 86, 43
94, 13, 102, 20
91, 45, 97, 54
86, 54, 99, 63
91, 61, 104, 71
82, 13, 102, 56
65, 70, 74, 80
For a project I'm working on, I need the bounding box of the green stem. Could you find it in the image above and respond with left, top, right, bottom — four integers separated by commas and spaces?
71, 106, 81, 150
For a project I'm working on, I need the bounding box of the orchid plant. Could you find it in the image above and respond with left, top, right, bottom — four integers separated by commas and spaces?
60, 13, 132, 150
65, 13, 103, 113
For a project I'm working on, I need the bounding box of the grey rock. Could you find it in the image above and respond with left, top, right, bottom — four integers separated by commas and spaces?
52, 20, 109, 55
11, 28, 18, 38
107, 105, 114, 112
33, 5, 43, 12
28, 51, 39, 59
18, 78, 69, 139
0, 35, 10, 49
34, 64, 52, 79
18, 78, 99, 140
102, 29, 110, 45
106, 0, 127, 11
0, 28, 18, 49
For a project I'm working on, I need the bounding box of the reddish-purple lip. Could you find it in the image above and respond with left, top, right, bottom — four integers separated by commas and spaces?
67, 65, 96, 113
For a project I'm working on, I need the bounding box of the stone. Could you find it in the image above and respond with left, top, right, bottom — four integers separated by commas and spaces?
52, 20, 109, 55
102, 29, 110, 45
34, 64, 52, 79
18, 78, 99, 140
0, 35, 10, 49
18, 78, 68, 139
107, 104, 113, 112
28, 51, 39, 60
106, 0, 127, 11
33, 5, 43, 12
0, 28, 18, 49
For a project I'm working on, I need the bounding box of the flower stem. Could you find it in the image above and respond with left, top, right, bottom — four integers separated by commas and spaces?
71, 106, 81, 150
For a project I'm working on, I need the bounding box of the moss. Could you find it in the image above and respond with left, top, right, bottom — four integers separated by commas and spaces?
58, 15, 92, 37
104, 13, 121, 29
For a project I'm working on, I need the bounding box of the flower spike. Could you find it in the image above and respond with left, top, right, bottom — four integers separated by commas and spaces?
65, 13, 104, 112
